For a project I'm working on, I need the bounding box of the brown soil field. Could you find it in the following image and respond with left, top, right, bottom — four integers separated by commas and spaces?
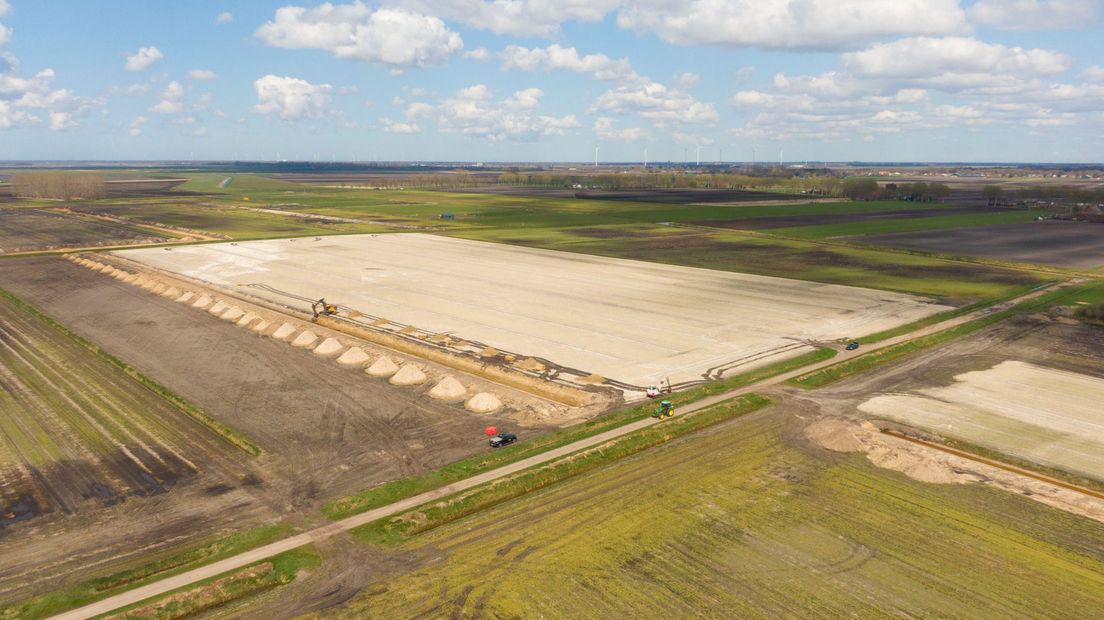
697, 205, 1008, 230
0, 209, 165, 254
0, 292, 247, 524
855, 220, 1104, 269
0, 258, 548, 504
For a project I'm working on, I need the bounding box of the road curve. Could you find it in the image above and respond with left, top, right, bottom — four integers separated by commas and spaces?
49, 281, 1065, 620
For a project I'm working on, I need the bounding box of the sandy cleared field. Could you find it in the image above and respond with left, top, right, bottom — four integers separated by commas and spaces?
116, 234, 948, 387
860, 360, 1104, 479
857, 220, 1104, 269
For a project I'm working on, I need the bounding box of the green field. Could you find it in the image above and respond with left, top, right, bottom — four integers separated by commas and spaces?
773, 209, 1046, 239
320, 411, 1104, 618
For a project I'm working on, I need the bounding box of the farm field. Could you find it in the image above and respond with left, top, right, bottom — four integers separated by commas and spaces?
308, 411, 1104, 619
860, 360, 1104, 479
0, 257, 531, 503
856, 220, 1104, 270
0, 208, 165, 254
0, 288, 246, 524
115, 233, 949, 387
811, 311, 1104, 483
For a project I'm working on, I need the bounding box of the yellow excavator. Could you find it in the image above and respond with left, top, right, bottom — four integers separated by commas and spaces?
311, 298, 338, 319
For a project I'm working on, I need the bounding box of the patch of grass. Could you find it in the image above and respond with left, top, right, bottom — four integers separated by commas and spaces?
323, 349, 832, 520
771, 209, 1046, 239
102, 547, 319, 620
319, 414, 1104, 619
0, 286, 261, 456
0, 525, 294, 620
788, 282, 1100, 389
351, 394, 773, 545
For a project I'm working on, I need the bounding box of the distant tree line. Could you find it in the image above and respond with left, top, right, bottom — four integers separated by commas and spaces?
841, 179, 950, 202
12, 172, 105, 200
495, 171, 844, 195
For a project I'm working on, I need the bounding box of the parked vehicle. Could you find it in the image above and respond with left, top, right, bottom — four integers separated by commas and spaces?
489, 433, 517, 448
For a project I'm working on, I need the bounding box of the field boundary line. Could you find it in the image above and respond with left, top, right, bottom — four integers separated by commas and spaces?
0, 287, 262, 457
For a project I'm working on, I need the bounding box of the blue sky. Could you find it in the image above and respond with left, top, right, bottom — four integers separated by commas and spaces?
1, 0, 1103, 162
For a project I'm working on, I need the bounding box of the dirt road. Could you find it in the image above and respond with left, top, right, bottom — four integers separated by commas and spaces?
48, 280, 1068, 620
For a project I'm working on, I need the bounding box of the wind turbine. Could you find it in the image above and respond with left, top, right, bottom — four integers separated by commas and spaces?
696, 144, 703, 166
594, 146, 599, 168
644, 147, 648, 169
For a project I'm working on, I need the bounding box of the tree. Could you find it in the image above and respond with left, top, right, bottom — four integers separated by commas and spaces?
983, 185, 1004, 205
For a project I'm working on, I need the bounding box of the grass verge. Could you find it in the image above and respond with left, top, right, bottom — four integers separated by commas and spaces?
351, 394, 773, 545
787, 282, 1096, 389
0, 525, 294, 620
323, 349, 831, 520
0, 286, 262, 456
100, 547, 319, 620
858, 281, 1053, 344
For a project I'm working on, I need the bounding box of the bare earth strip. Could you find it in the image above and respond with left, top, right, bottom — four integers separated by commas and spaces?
115, 233, 949, 387
860, 360, 1104, 479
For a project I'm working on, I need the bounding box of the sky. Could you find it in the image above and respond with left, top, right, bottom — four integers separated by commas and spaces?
1, 0, 1103, 163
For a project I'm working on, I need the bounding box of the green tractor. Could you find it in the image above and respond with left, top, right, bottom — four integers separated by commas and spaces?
652, 400, 675, 419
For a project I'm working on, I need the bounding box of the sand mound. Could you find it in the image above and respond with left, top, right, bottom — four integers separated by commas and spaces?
292, 331, 319, 348
161, 286, 180, 298
175, 291, 195, 303
479, 347, 500, 358
141, 279, 159, 290
577, 373, 606, 385
272, 323, 297, 340
390, 364, 427, 386
313, 338, 344, 356
515, 357, 545, 372
805, 418, 862, 453
428, 376, 467, 401
112, 271, 130, 280
207, 300, 229, 315
123, 274, 139, 284
132, 275, 150, 286
221, 307, 245, 322
98, 265, 114, 274
465, 392, 503, 413
366, 356, 399, 378
251, 319, 271, 333
192, 295, 213, 309
865, 445, 961, 485
236, 312, 261, 327
337, 347, 371, 367
150, 283, 167, 295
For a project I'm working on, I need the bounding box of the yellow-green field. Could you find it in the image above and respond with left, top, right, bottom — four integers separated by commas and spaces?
320, 411, 1104, 618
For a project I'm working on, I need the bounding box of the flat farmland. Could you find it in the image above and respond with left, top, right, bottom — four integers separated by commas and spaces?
0, 289, 244, 524
310, 412, 1104, 619
116, 233, 949, 387
0, 257, 539, 504
0, 209, 164, 254
856, 220, 1104, 269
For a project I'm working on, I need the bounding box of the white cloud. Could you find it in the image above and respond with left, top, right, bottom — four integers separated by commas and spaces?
0, 0, 9, 42
841, 37, 1072, 90
463, 47, 489, 61
616, 0, 970, 50
673, 72, 699, 89
595, 117, 643, 141
125, 46, 163, 72
968, 0, 1101, 30
129, 115, 147, 136
405, 101, 433, 118
591, 80, 718, 123
255, 3, 463, 69
501, 44, 637, 82
397, 0, 619, 37
215, 11, 233, 25
0, 1, 11, 16
435, 84, 579, 141
0, 67, 89, 131
1079, 65, 1104, 81
187, 69, 217, 81
250, 74, 332, 120
149, 80, 184, 114
381, 118, 421, 133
